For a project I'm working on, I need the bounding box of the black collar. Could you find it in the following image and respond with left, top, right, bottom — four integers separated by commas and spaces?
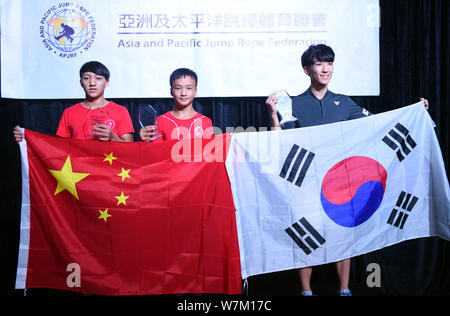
306, 87, 335, 101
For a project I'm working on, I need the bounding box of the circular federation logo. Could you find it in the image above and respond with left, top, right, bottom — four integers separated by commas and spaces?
40, 3, 96, 59
320, 156, 387, 228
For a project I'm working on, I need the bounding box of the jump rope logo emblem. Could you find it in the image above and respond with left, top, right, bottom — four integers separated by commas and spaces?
40, 3, 96, 58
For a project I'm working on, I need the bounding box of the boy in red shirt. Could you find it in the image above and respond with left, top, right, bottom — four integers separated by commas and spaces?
139, 68, 213, 141
14, 61, 134, 142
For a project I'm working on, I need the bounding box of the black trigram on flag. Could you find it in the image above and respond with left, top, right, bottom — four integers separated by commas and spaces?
387, 191, 419, 229
285, 217, 326, 255
382, 123, 417, 162
279, 145, 315, 187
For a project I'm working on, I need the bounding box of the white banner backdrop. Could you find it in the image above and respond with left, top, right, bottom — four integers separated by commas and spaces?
1, 0, 379, 99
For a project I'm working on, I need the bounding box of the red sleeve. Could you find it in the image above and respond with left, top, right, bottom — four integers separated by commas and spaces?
56, 110, 71, 138
116, 107, 135, 136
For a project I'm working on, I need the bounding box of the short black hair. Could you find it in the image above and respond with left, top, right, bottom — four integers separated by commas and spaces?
301, 44, 335, 68
170, 68, 198, 88
79, 61, 110, 80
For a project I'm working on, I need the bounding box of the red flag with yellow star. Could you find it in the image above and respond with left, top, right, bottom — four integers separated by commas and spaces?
15, 129, 241, 295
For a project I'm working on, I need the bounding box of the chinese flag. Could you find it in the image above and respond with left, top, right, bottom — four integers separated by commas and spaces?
15, 130, 241, 295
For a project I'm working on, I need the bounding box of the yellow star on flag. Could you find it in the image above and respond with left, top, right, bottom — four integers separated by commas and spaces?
98, 208, 112, 222
117, 167, 131, 182
115, 191, 130, 206
103, 152, 117, 165
48, 156, 90, 200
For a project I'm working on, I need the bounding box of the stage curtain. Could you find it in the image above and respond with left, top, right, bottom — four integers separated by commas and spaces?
0, 0, 448, 295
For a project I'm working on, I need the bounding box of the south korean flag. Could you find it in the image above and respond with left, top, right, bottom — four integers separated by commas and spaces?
225, 102, 450, 280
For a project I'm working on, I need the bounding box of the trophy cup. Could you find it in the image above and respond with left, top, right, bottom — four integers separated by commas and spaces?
276, 90, 297, 125
83, 108, 107, 139
138, 104, 161, 141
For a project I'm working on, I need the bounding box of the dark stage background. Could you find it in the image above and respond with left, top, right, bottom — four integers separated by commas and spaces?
1, 0, 449, 296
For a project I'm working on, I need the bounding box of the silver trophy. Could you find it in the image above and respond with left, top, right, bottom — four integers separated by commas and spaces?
138, 104, 161, 141
276, 90, 297, 125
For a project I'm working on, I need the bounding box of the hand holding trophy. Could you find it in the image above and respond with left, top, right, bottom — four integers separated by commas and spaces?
275, 90, 297, 125
139, 104, 162, 142
83, 108, 107, 140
